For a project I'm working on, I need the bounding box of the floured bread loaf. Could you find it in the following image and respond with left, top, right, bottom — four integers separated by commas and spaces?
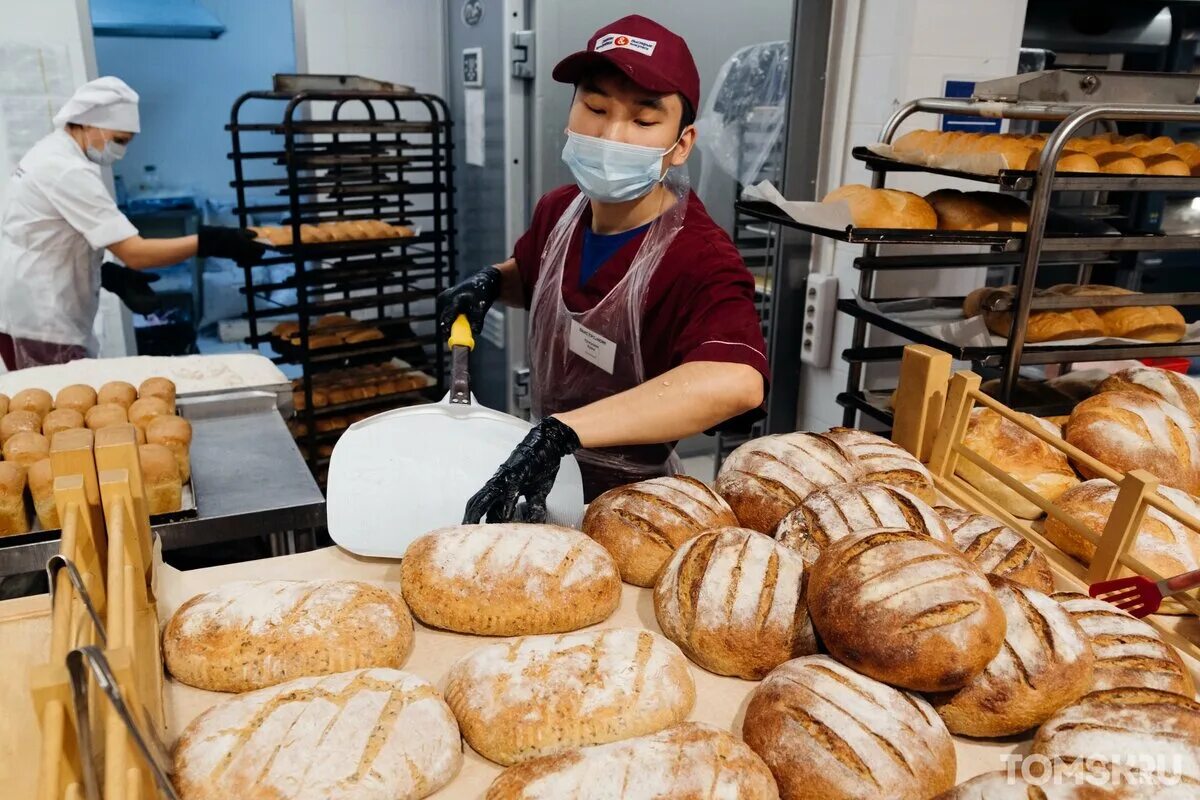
1097, 366, 1200, 426
485, 722, 778, 800
933, 771, 1133, 799
808, 529, 1006, 692
444, 628, 695, 766
1052, 591, 1195, 697
937, 507, 1054, 593
163, 580, 414, 692
715, 432, 859, 532
742, 655, 956, 800
654, 527, 816, 679
773, 482, 950, 566
172, 668, 462, 800
820, 427, 937, 503
583, 475, 738, 586
929, 577, 1094, 736
400, 524, 620, 635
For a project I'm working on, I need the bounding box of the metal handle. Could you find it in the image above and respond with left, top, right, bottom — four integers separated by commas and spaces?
1164, 567, 1200, 594
46, 555, 107, 648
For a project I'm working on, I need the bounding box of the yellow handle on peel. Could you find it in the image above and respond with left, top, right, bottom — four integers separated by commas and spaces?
448, 314, 475, 350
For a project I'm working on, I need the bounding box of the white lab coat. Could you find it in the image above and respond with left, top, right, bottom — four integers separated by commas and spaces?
0, 128, 137, 351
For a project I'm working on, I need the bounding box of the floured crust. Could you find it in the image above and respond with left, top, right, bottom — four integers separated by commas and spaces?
163, 580, 414, 692
1098, 366, 1200, 426
937, 506, 1054, 593
443, 628, 695, 766
401, 524, 620, 635
933, 770, 1136, 799
820, 427, 937, 503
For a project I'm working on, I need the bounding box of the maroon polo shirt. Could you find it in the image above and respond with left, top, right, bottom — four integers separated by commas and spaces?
512, 184, 770, 388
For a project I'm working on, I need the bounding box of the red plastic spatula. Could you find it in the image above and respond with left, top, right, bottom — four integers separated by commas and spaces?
1089, 568, 1200, 617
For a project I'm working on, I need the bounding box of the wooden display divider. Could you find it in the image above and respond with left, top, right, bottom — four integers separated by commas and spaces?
891, 345, 1200, 664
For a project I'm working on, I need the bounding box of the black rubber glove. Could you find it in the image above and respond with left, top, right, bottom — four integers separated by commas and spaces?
197, 225, 266, 266
437, 266, 502, 339
463, 416, 582, 524
100, 262, 162, 315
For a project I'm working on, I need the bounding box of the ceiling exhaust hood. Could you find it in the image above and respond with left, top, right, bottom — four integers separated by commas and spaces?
91, 0, 226, 40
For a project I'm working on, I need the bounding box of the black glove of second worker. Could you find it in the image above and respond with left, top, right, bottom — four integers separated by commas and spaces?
463, 416, 582, 524
197, 225, 266, 266
101, 262, 161, 315
437, 266, 501, 339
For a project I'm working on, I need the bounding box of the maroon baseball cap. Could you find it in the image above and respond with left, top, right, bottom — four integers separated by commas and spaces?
553, 15, 701, 113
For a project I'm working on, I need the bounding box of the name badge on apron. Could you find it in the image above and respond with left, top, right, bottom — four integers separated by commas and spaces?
568, 319, 617, 374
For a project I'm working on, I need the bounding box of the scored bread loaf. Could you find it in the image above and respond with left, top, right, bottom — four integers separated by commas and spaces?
653, 527, 816, 679
714, 432, 860, 532
400, 524, 620, 635
1052, 591, 1195, 697
773, 482, 951, 566
928, 577, 1094, 737
172, 668, 462, 800
819, 426, 936, 502
582, 475, 738, 586
956, 407, 1080, 519
445, 628, 695, 766
936, 507, 1054, 593
1065, 391, 1200, 492
742, 654, 956, 800
163, 579, 414, 692
821, 184, 938, 229
485, 722, 778, 800
1097, 366, 1200, 426
932, 771, 1132, 799
807, 528, 1006, 692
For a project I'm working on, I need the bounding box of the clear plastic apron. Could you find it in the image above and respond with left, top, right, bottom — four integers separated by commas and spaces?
529, 169, 689, 498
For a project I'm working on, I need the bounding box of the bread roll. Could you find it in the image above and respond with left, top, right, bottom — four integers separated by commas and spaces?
582, 475, 738, 586
654, 527, 815, 679
1052, 591, 1195, 697
1064, 391, 1200, 492
1098, 367, 1200, 427
1025, 148, 1100, 173
929, 577, 1094, 736
163, 579, 414, 692
821, 184, 938, 229
936, 507, 1054, 592
1096, 151, 1147, 174
85, 402, 127, 430
172, 668, 462, 800
925, 189, 1029, 232
0, 394, 7, 418
97, 381, 137, 409
714, 432, 859, 532
41, 408, 83, 439
53, 384, 96, 415
146, 414, 192, 483
138, 376, 176, 412
808, 528, 1006, 691
10, 388, 52, 419
138, 443, 182, 514
3, 431, 49, 471
819, 426, 936, 502
444, 628, 695, 765
400, 524, 620, 635
0, 462, 28, 536
0, 411, 41, 446
773, 482, 951, 566
1143, 153, 1191, 175
27, 458, 58, 529
486, 722, 778, 800
128, 396, 170, 432
956, 407, 1079, 519
742, 654, 956, 800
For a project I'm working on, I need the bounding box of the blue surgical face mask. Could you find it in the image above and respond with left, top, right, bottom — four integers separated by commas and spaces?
561, 130, 681, 203
84, 129, 127, 166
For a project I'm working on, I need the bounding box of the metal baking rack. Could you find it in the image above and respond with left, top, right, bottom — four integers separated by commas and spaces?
737, 71, 1200, 429
227, 76, 454, 480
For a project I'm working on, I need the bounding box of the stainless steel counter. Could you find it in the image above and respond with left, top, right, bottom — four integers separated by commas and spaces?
0, 388, 325, 576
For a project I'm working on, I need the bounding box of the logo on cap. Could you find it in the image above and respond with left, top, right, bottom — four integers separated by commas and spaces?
594, 32, 657, 56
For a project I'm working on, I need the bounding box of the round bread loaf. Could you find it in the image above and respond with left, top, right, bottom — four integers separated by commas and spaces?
172, 668, 461, 800
400, 524, 620, 635
773, 482, 950, 566
85, 402, 127, 430
10, 388, 52, 419
808, 528, 1006, 692
1064, 390, 1200, 493
582, 474, 738, 586
955, 407, 1079, 520
819, 426, 936, 503
53, 384, 96, 415
444, 628, 695, 766
714, 432, 860, 533
654, 527, 816, 679
163, 579, 414, 692
936, 507, 1054, 593
742, 654, 956, 800
97, 381, 137, 409
1052, 591, 1195, 697
932, 770, 1133, 799
0, 410, 42, 445
42, 408, 84, 440
146, 414, 192, 483
27, 458, 58, 529
485, 722, 778, 800
138, 376, 177, 412
929, 577, 1094, 737
128, 396, 170, 431
1097, 366, 1200, 426
2, 431, 49, 471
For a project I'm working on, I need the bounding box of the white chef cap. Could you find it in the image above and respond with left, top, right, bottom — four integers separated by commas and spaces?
53, 76, 141, 133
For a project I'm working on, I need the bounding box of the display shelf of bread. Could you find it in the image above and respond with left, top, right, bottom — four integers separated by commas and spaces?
250, 218, 415, 248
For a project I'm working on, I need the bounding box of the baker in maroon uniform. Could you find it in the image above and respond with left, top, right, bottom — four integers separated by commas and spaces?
440, 15, 768, 522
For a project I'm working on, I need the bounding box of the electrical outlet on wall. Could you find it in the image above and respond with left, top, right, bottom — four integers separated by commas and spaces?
800, 274, 837, 368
